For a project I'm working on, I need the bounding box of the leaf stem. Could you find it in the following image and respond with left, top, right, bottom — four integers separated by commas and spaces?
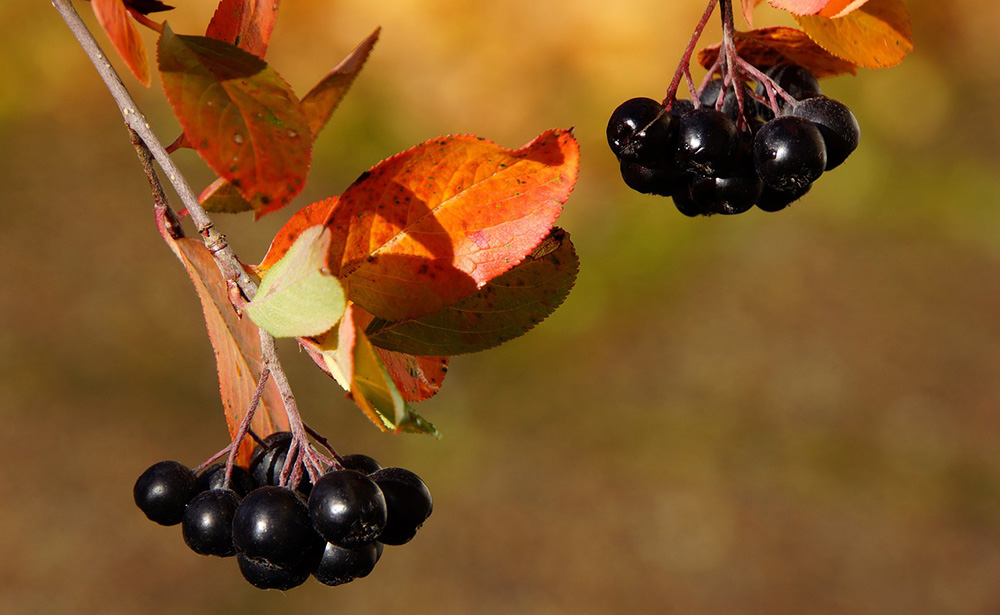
663, 0, 719, 111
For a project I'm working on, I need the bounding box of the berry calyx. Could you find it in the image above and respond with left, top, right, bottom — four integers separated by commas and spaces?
133, 460, 199, 526
182, 489, 240, 557
308, 469, 388, 548
237, 553, 313, 591
370, 467, 433, 546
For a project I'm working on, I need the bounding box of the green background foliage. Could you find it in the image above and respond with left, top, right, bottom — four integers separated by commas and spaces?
1, 1, 999, 613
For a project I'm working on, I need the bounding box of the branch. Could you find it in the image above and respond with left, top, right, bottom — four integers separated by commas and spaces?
50, 0, 257, 301
52, 0, 308, 451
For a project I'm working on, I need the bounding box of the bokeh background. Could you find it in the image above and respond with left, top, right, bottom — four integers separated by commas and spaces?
3, 1, 1000, 613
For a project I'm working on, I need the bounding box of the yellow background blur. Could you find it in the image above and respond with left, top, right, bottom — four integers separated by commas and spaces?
2, 1, 1000, 613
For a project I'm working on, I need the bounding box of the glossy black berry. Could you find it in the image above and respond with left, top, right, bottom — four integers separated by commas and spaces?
237, 554, 312, 591
339, 454, 382, 475
197, 463, 256, 498
370, 467, 433, 546
689, 172, 762, 215
182, 489, 240, 557
675, 108, 737, 177
313, 541, 383, 587
133, 460, 199, 526
308, 470, 388, 548
232, 486, 323, 570
757, 63, 821, 108
671, 182, 706, 217
249, 432, 312, 494
607, 97, 673, 164
787, 96, 860, 170
699, 79, 760, 120
619, 160, 684, 197
756, 183, 812, 212
668, 98, 695, 118
754, 116, 827, 192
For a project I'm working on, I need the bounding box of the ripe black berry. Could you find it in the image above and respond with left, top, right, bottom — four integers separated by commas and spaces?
787, 96, 860, 170
339, 454, 382, 475
232, 486, 323, 570
249, 432, 312, 494
756, 183, 812, 212
197, 463, 256, 497
675, 108, 737, 177
237, 553, 312, 591
370, 467, 433, 546
754, 116, 827, 192
758, 63, 821, 108
308, 469, 388, 548
689, 172, 762, 215
619, 160, 684, 197
313, 541, 383, 587
607, 97, 673, 164
182, 489, 240, 557
133, 460, 199, 526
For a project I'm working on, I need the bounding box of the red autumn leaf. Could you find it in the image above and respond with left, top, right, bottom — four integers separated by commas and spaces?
301, 28, 381, 139
205, 0, 281, 59
375, 350, 448, 403
698, 26, 858, 78
157, 25, 312, 218
324, 129, 579, 323
198, 176, 255, 214
367, 227, 578, 357
795, 0, 912, 69
257, 197, 339, 271
155, 212, 288, 464
91, 0, 150, 86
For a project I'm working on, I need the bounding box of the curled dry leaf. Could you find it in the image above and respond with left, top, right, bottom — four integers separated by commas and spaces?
698, 26, 859, 78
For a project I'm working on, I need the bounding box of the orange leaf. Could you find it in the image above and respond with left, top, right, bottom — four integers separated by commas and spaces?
767, 0, 830, 15
301, 28, 381, 139
741, 0, 766, 26
375, 350, 449, 403
794, 0, 913, 69
156, 214, 288, 464
91, 0, 151, 86
818, 0, 871, 18
205, 0, 281, 59
257, 197, 339, 272
157, 25, 312, 218
698, 26, 858, 78
325, 129, 580, 322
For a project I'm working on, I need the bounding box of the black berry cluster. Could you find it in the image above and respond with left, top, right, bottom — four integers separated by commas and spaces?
133, 433, 433, 591
607, 63, 860, 215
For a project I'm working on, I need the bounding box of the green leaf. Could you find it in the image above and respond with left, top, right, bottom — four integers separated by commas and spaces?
245, 226, 346, 338
368, 228, 578, 356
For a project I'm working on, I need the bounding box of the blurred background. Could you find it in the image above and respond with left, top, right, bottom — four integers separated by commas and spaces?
2, 1, 1000, 613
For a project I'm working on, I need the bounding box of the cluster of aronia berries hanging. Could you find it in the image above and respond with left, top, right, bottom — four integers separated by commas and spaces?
133, 431, 433, 590
608, 63, 860, 215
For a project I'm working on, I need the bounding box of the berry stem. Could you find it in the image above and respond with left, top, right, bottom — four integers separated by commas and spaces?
663, 0, 719, 111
